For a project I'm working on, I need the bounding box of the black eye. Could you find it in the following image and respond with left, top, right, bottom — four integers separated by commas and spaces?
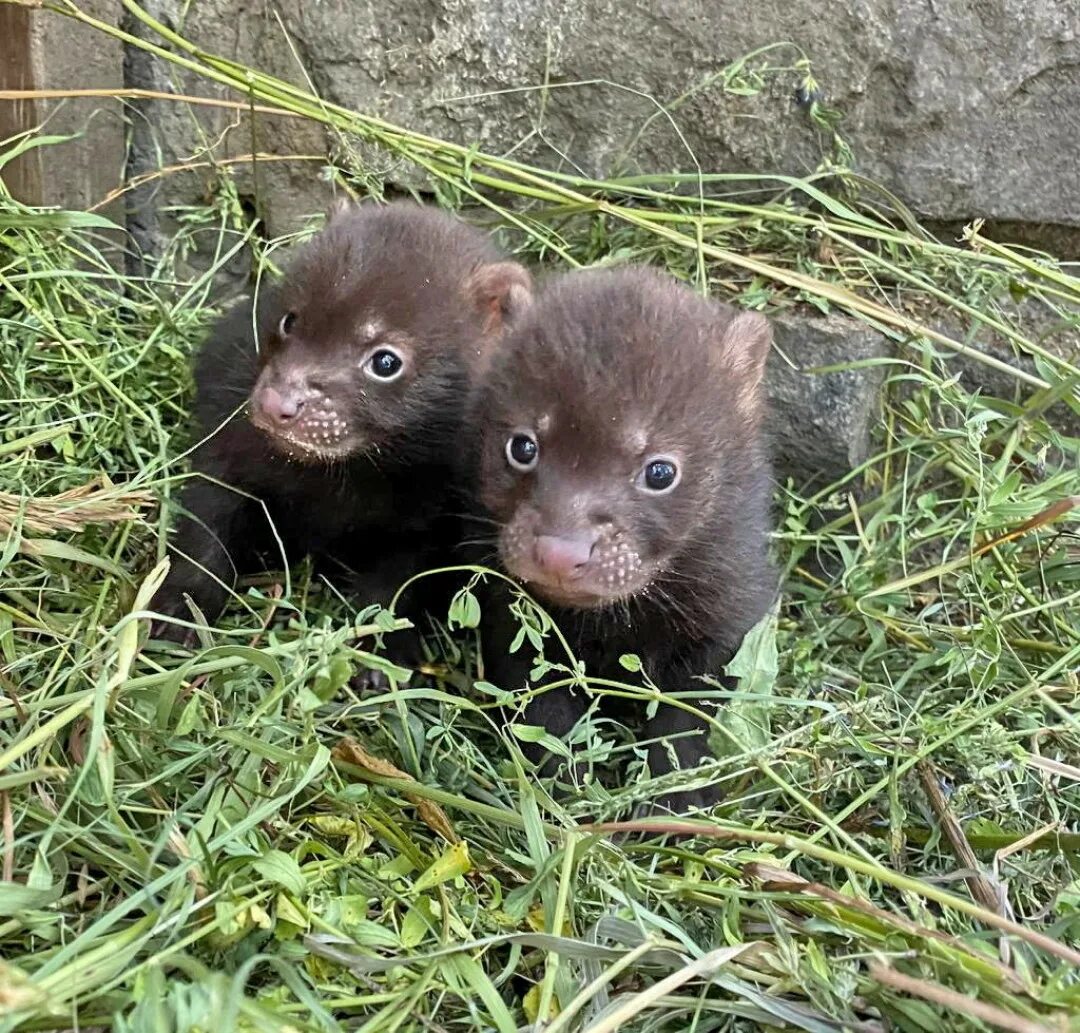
506, 432, 538, 471
279, 312, 296, 336
368, 348, 404, 379
642, 458, 679, 493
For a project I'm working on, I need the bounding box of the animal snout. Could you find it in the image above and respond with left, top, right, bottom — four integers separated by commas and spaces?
532, 532, 598, 581
256, 384, 305, 424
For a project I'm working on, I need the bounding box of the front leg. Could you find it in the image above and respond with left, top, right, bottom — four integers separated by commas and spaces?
642, 652, 729, 814
337, 545, 442, 690
151, 478, 264, 643
481, 582, 590, 785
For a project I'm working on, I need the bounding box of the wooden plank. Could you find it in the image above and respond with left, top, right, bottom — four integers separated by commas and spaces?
0, 0, 124, 225
0, 3, 43, 203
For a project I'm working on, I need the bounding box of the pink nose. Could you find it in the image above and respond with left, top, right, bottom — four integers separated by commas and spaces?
533, 533, 597, 580
256, 385, 304, 423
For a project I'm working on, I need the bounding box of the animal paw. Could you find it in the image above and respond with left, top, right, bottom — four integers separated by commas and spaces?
148, 617, 199, 648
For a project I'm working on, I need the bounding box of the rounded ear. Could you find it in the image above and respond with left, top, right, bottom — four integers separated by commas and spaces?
715, 309, 772, 417
467, 260, 534, 338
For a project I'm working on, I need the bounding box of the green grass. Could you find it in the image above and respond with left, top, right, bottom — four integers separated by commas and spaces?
2, 7, 1080, 1030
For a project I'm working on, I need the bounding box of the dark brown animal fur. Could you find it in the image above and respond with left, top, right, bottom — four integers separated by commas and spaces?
152, 201, 530, 643
469, 266, 776, 812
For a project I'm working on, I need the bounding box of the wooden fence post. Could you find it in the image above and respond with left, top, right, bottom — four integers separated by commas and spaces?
0, 0, 126, 229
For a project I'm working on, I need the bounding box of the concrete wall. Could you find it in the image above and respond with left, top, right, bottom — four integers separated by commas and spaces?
3, 0, 1078, 482
115, 0, 1080, 248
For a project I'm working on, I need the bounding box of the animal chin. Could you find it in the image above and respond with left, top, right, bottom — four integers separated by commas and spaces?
251, 417, 359, 462
505, 558, 652, 611
530, 580, 613, 609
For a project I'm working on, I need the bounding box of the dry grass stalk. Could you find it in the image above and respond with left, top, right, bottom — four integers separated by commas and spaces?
0, 478, 153, 538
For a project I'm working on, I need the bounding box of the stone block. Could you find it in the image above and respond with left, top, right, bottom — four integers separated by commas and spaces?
766, 311, 894, 487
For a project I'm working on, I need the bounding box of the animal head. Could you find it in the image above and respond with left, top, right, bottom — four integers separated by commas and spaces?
475, 266, 771, 609
249, 201, 531, 465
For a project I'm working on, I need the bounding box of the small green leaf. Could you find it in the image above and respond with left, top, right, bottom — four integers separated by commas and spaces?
1007, 278, 1030, 302
351, 918, 404, 950
724, 604, 779, 697
19, 537, 125, 576
400, 897, 436, 947
0, 883, 62, 917
351, 648, 413, 684
276, 892, 309, 930
26, 848, 52, 891
372, 608, 400, 632
512, 724, 572, 759
309, 815, 357, 838
379, 855, 416, 881
413, 841, 471, 893
253, 850, 306, 896
472, 680, 513, 704
311, 655, 354, 701
713, 604, 779, 759
448, 587, 482, 629
175, 694, 204, 735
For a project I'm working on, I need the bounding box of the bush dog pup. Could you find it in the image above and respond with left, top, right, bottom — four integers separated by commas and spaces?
152, 201, 531, 645
471, 266, 775, 811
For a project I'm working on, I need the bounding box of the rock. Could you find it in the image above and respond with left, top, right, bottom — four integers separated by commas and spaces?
121, 0, 340, 278
23, 0, 1074, 480
118, 0, 1080, 244
766, 311, 893, 488
764, 296, 1080, 490
931, 296, 1080, 435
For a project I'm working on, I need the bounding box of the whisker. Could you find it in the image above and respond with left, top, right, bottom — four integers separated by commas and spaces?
452, 511, 501, 527
459, 537, 502, 550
